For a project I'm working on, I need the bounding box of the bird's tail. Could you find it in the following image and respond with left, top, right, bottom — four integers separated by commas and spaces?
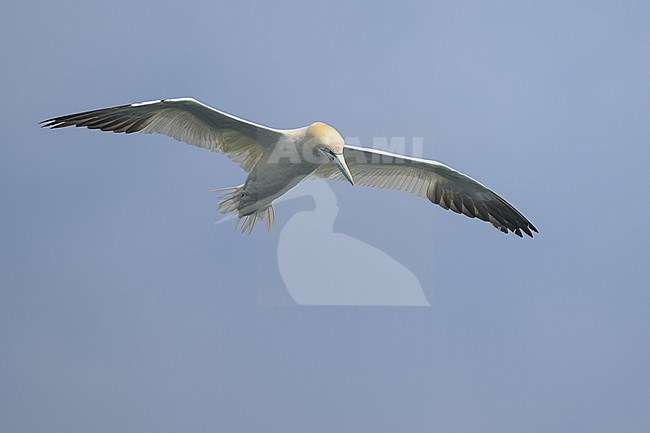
211, 185, 275, 234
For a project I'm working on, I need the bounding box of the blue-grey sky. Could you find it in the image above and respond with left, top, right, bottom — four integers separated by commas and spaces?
2, 1, 650, 432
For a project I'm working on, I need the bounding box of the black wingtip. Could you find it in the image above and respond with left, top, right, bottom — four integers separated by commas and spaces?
39, 118, 62, 129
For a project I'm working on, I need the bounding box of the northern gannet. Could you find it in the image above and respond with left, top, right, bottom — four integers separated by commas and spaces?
41, 98, 537, 237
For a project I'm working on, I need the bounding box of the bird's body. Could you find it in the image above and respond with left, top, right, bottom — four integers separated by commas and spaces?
243, 126, 328, 210
41, 97, 537, 237
212, 122, 347, 231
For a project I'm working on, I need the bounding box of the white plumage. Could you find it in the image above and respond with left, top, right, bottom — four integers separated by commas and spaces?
41, 97, 537, 237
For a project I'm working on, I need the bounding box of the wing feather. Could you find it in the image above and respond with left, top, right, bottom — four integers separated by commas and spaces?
316, 145, 537, 237
41, 98, 283, 171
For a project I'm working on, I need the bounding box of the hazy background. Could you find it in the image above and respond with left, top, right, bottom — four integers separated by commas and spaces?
2, 1, 649, 432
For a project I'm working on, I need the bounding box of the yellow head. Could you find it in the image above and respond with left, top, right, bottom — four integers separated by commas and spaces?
305, 122, 345, 154
305, 122, 354, 185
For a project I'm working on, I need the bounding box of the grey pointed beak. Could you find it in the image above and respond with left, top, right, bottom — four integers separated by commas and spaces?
330, 152, 354, 186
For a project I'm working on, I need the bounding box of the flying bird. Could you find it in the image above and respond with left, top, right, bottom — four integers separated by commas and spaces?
41, 98, 537, 237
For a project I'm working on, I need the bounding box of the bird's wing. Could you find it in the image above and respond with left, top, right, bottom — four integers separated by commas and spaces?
315, 145, 537, 237
41, 98, 284, 172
